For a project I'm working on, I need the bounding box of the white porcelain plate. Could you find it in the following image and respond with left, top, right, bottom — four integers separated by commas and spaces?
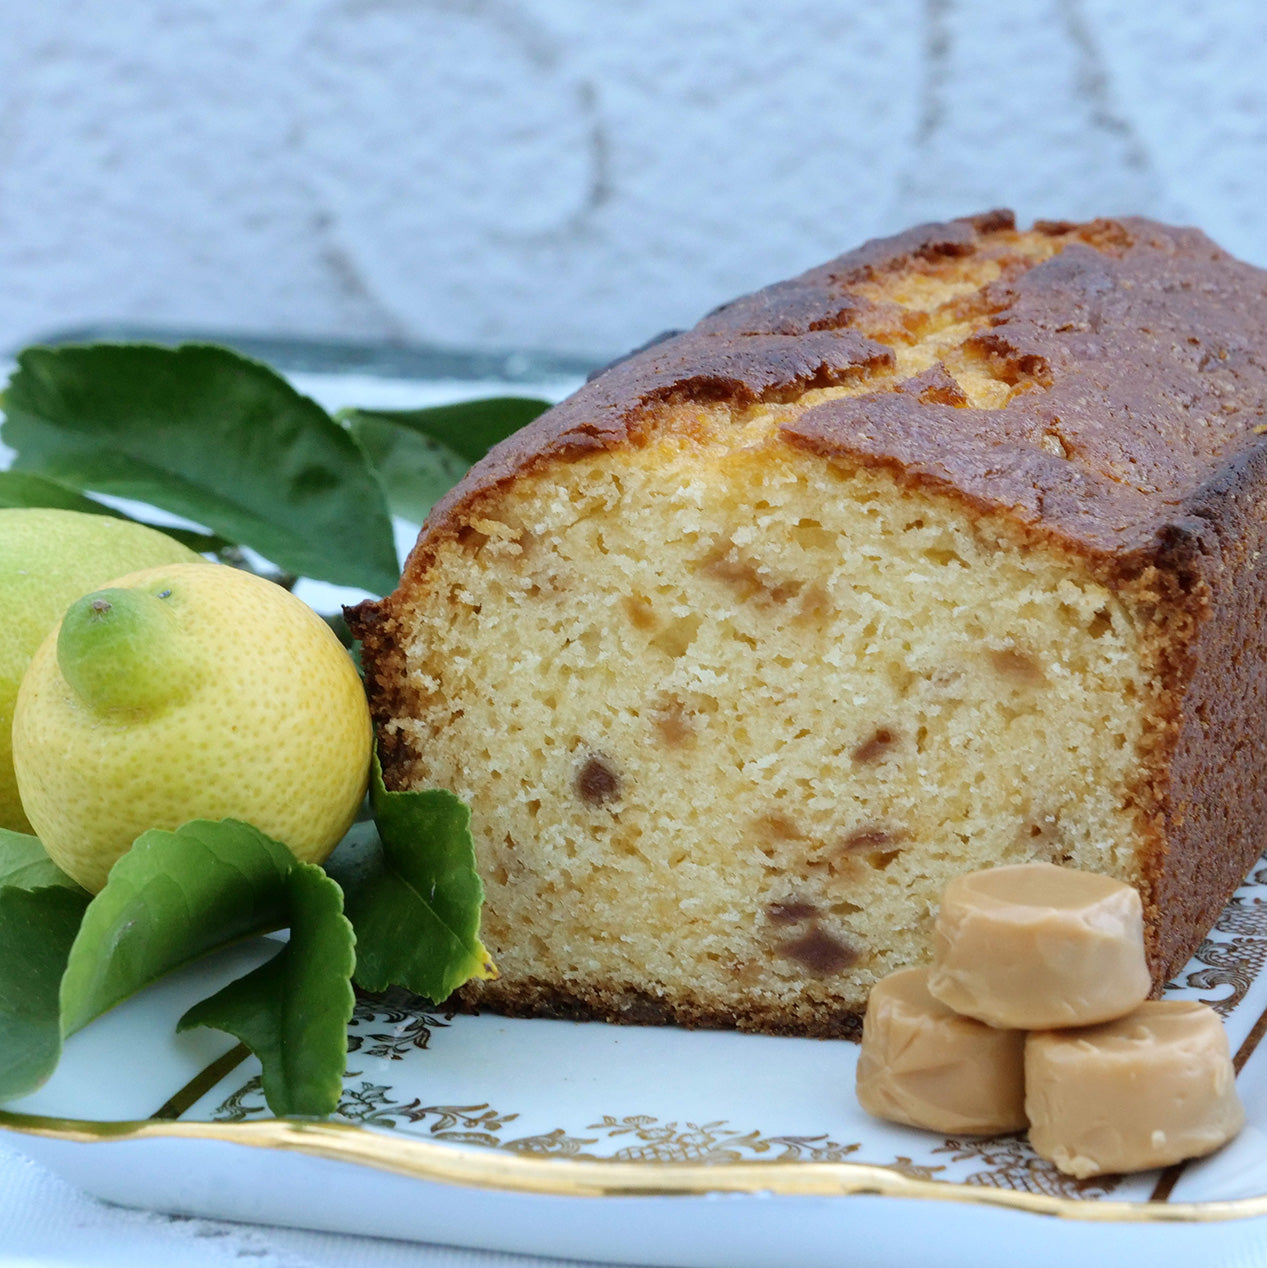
4, 857, 1267, 1268
3, 360, 1267, 1265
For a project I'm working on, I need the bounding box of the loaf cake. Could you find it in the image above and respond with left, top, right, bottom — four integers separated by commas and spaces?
348, 210, 1267, 1038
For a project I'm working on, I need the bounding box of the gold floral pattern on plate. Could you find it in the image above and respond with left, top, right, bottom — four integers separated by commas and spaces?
208, 1065, 1105, 1197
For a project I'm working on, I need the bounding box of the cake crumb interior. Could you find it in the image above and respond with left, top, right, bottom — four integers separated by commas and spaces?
384, 227, 1157, 1031
390, 451, 1148, 1028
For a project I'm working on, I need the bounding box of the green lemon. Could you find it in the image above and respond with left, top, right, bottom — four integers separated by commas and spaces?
0, 509, 203, 833
13, 562, 372, 892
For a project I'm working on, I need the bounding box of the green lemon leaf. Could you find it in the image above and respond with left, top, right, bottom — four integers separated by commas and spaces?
325, 761, 495, 1001
0, 829, 85, 893
0, 472, 224, 554
0, 471, 135, 517
0, 832, 90, 1100
178, 863, 354, 1118
346, 421, 472, 526
0, 884, 92, 1100
341, 396, 550, 465
59, 819, 295, 1038
342, 397, 549, 525
1, 343, 399, 594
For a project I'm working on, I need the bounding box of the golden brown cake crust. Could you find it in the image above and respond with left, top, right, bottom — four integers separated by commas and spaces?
401, 209, 1267, 571
350, 210, 1267, 1028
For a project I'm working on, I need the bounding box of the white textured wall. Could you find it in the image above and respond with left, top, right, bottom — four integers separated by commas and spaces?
2, 1, 1266, 363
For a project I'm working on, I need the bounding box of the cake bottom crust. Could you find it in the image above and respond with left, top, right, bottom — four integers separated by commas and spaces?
455, 978, 864, 1041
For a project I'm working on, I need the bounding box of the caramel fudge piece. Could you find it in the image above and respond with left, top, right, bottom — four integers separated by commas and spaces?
1026, 1000, 1244, 1177
928, 862, 1151, 1029
856, 967, 1027, 1135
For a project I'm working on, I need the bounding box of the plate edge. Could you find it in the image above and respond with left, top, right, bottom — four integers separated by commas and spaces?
1, 1108, 1263, 1224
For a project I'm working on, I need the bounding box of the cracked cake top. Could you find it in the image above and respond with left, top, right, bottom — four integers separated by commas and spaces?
415, 210, 1267, 573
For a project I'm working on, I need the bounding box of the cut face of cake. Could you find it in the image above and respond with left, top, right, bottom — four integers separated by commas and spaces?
349, 211, 1267, 1037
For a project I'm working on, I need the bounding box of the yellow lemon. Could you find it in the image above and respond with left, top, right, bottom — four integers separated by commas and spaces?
0, 509, 203, 833
12, 562, 372, 891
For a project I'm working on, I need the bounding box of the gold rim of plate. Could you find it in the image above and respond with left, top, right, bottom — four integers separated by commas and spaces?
1, 1106, 1263, 1224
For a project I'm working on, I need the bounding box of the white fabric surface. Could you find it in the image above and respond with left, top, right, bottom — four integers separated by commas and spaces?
0, 1137, 613, 1268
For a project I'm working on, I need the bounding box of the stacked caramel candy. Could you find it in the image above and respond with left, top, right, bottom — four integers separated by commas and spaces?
855, 863, 1244, 1178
